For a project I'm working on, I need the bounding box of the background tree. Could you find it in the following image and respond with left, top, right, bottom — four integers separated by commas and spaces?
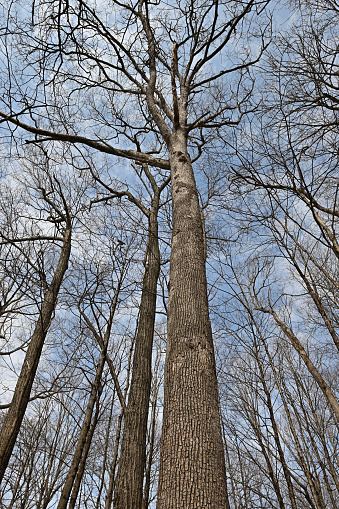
0, 148, 74, 480
207, 2, 339, 505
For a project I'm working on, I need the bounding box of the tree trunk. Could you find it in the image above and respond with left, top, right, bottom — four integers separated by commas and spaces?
0, 225, 71, 482
257, 354, 297, 509
269, 309, 339, 422
56, 347, 105, 509
157, 129, 228, 508
113, 192, 161, 509
105, 336, 134, 509
68, 386, 102, 509
262, 335, 323, 509
142, 379, 158, 509
58, 256, 125, 509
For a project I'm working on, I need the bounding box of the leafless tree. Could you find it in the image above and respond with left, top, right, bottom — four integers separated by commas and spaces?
0, 149, 74, 481
0, 0, 271, 505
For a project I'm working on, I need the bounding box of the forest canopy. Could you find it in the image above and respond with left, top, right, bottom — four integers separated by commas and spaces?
0, 0, 339, 507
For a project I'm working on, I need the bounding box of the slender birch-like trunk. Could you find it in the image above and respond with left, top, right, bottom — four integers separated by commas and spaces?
56, 352, 105, 509
57, 255, 126, 509
68, 383, 102, 509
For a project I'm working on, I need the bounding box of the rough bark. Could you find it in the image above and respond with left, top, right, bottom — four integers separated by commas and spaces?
113, 191, 161, 509
157, 129, 228, 508
0, 225, 71, 482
